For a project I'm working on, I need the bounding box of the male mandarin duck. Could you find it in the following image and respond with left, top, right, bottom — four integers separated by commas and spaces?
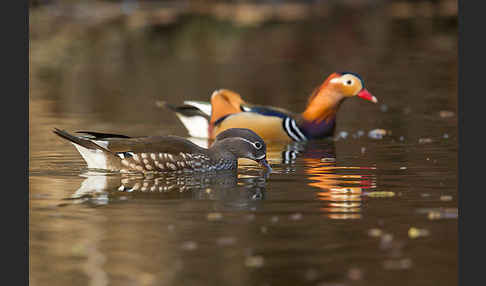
53, 128, 271, 173
160, 72, 377, 142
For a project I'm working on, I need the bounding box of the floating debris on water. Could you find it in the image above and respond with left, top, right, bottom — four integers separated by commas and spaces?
352, 130, 366, 139
440, 195, 453, 201
418, 138, 433, 144
366, 191, 395, 198
289, 213, 303, 221
379, 233, 394, 250
260, 226, 268, 234
428, 211, 453, 220
383, 258, 413, 270
216, 237, 237, 246
347, 268, 363, 281
180, 241, 198, 251
167, 224, 175, 232
439, 110, 455, 118
399, 136, 405, 141
417, 208, 458, 220
421, 193, 431, 197
304, 268, 319, 281
443, 133, 449, 139
321, 157, 336, 163
361, 147, 366, 154
207, 212, 223, 221
380, 104, 389, 112
368, 129, 388, 139
245, 255, 264, 268
400, 166, 407, 170
336, 131, 348, 140
368, 228, 383, 237
408, 227, 430, 239
246, 214, 256, 221
270, 216, 279, 223
428, 212, 441, 220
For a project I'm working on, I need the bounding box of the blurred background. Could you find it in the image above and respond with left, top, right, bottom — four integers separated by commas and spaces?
30, 0, 457, 137
29, 1, 457, 286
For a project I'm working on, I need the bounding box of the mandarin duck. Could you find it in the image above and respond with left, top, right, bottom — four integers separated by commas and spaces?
160, 72, 377, 142
53, 128, 271, 174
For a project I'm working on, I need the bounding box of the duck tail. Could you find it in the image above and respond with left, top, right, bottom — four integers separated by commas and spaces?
53, 128, 116, 169
156, 100, 211, 138
53, 128, 110, 152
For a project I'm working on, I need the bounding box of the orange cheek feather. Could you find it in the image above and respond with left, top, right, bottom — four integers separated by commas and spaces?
302, 89, 341, 124
302, 73, 342, 123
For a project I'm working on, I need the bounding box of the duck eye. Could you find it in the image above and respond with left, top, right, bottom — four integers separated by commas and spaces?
345, 80, 353, 85
254, 142, 262, 149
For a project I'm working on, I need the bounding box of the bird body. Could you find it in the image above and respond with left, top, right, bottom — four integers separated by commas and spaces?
161, 72, 377, 142
214, 112, 291, 142
53, 128, 270, 174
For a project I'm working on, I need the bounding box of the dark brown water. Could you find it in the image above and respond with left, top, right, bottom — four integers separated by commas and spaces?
29, 2, 458, 286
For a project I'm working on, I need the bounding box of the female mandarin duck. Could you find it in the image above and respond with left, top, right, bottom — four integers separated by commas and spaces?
161, 72, 377, 143
53, 128, 271, 173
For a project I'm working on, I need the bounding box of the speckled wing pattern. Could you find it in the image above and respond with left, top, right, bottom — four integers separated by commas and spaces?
116, 150, 213, 173
97, 135, 221, 173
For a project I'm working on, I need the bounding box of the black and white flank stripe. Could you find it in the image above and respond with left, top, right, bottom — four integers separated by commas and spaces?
283, 117, 307, 142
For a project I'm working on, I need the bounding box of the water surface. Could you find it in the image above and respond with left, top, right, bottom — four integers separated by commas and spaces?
30, 2, 457, 286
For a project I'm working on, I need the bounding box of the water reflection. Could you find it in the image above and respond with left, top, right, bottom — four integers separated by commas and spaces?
250, 139, 378, 219
67, 138, 378, 220
299, 142, 377, 219
69, 170, 268, 209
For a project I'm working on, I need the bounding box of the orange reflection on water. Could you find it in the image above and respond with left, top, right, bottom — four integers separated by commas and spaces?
304, 158, 376, 219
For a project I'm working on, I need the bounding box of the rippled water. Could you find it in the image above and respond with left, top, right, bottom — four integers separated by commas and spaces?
30, 3, 457, 286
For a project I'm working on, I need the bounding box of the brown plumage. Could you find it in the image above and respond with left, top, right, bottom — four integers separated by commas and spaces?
53, 128, 271, 174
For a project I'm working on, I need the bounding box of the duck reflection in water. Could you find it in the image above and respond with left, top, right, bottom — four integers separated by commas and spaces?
70, 170, 268, 209
190, 139, 376, 220
258, 139, 376, 220
300, 141, 376, 219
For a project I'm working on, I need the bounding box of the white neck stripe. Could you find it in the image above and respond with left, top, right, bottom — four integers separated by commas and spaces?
284, 117, 307, 142
236, 137, 261, 150
256, 154, 266, 160
284, 118, 301, 141
291, 118, 307, 141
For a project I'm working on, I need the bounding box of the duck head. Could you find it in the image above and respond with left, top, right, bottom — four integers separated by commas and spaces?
212, 128, 271, 171
302, 72, 377, 123
328, 72, 377, 102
